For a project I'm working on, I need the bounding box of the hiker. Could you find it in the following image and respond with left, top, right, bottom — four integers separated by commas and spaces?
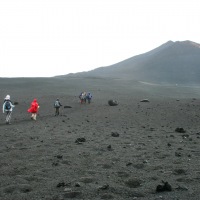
86, 92, 92, 104
2, 95, 15, 124
79, 92, 86, 104
27, 99, 40, 120
54, 98, 62, 116
79, 92, 83, 103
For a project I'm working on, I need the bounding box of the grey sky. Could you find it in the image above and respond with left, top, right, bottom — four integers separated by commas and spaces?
0, 0, 199, 77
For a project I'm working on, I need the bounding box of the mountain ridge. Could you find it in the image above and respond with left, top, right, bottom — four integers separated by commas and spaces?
62, 40, 200, 84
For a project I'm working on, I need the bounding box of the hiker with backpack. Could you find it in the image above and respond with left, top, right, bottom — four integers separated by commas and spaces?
79, 92, 86, 104
54, 98, 62, 116
2, 95, 15, 124
86, 92, 92, 104
27, 99, 40, 120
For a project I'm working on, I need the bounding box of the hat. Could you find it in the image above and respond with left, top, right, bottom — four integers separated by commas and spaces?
5, 95, 10, 100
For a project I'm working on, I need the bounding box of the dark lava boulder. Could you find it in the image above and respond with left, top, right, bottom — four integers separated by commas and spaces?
108, 100, 118, 106
175, 127, 186, 133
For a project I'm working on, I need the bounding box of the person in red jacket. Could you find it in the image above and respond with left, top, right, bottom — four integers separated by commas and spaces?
28, 99, 40, 120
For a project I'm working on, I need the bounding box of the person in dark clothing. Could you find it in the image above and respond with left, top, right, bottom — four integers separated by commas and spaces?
86, 92, 92, 104
54, 98, 62, 116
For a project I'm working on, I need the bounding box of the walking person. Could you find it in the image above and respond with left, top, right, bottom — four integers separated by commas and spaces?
2, 95, 15, 124
79, 92, 86, 104
86, 92, 92, 104
28, 99, 40, 120
54, 98, 62, 116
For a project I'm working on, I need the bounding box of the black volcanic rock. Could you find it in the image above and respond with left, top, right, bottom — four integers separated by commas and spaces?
108, 100, 118, 106
156, 181, 172, 192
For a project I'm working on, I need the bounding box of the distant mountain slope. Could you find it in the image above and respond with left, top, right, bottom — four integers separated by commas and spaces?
65, 40, 200, 84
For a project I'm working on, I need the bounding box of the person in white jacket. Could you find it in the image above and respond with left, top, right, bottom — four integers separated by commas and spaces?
2, 95, 15, 124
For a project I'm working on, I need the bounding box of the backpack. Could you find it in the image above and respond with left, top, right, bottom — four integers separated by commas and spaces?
87, 93, 92, 99
5, 101, 11, 110
54, 100, 60, 108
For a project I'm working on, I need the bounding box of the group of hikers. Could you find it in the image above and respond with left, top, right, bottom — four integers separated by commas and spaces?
79, 92, 92, 104
2, 95, 40, 124
2, 92, 92, 125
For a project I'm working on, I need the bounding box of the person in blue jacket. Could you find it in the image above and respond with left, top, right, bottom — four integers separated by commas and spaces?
86, 92, 92, 104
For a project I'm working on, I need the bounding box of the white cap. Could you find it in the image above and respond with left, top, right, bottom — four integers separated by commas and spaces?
5, 95, 10, 100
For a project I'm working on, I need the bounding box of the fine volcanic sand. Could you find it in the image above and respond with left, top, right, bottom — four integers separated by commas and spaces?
0, 77, 200, 200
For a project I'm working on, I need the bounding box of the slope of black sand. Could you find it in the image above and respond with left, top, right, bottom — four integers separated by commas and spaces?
65, 40, 200, 85
0, 78, 200, 200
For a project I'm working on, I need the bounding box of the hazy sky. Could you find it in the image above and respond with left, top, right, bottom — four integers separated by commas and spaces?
0, 0, 200, 77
